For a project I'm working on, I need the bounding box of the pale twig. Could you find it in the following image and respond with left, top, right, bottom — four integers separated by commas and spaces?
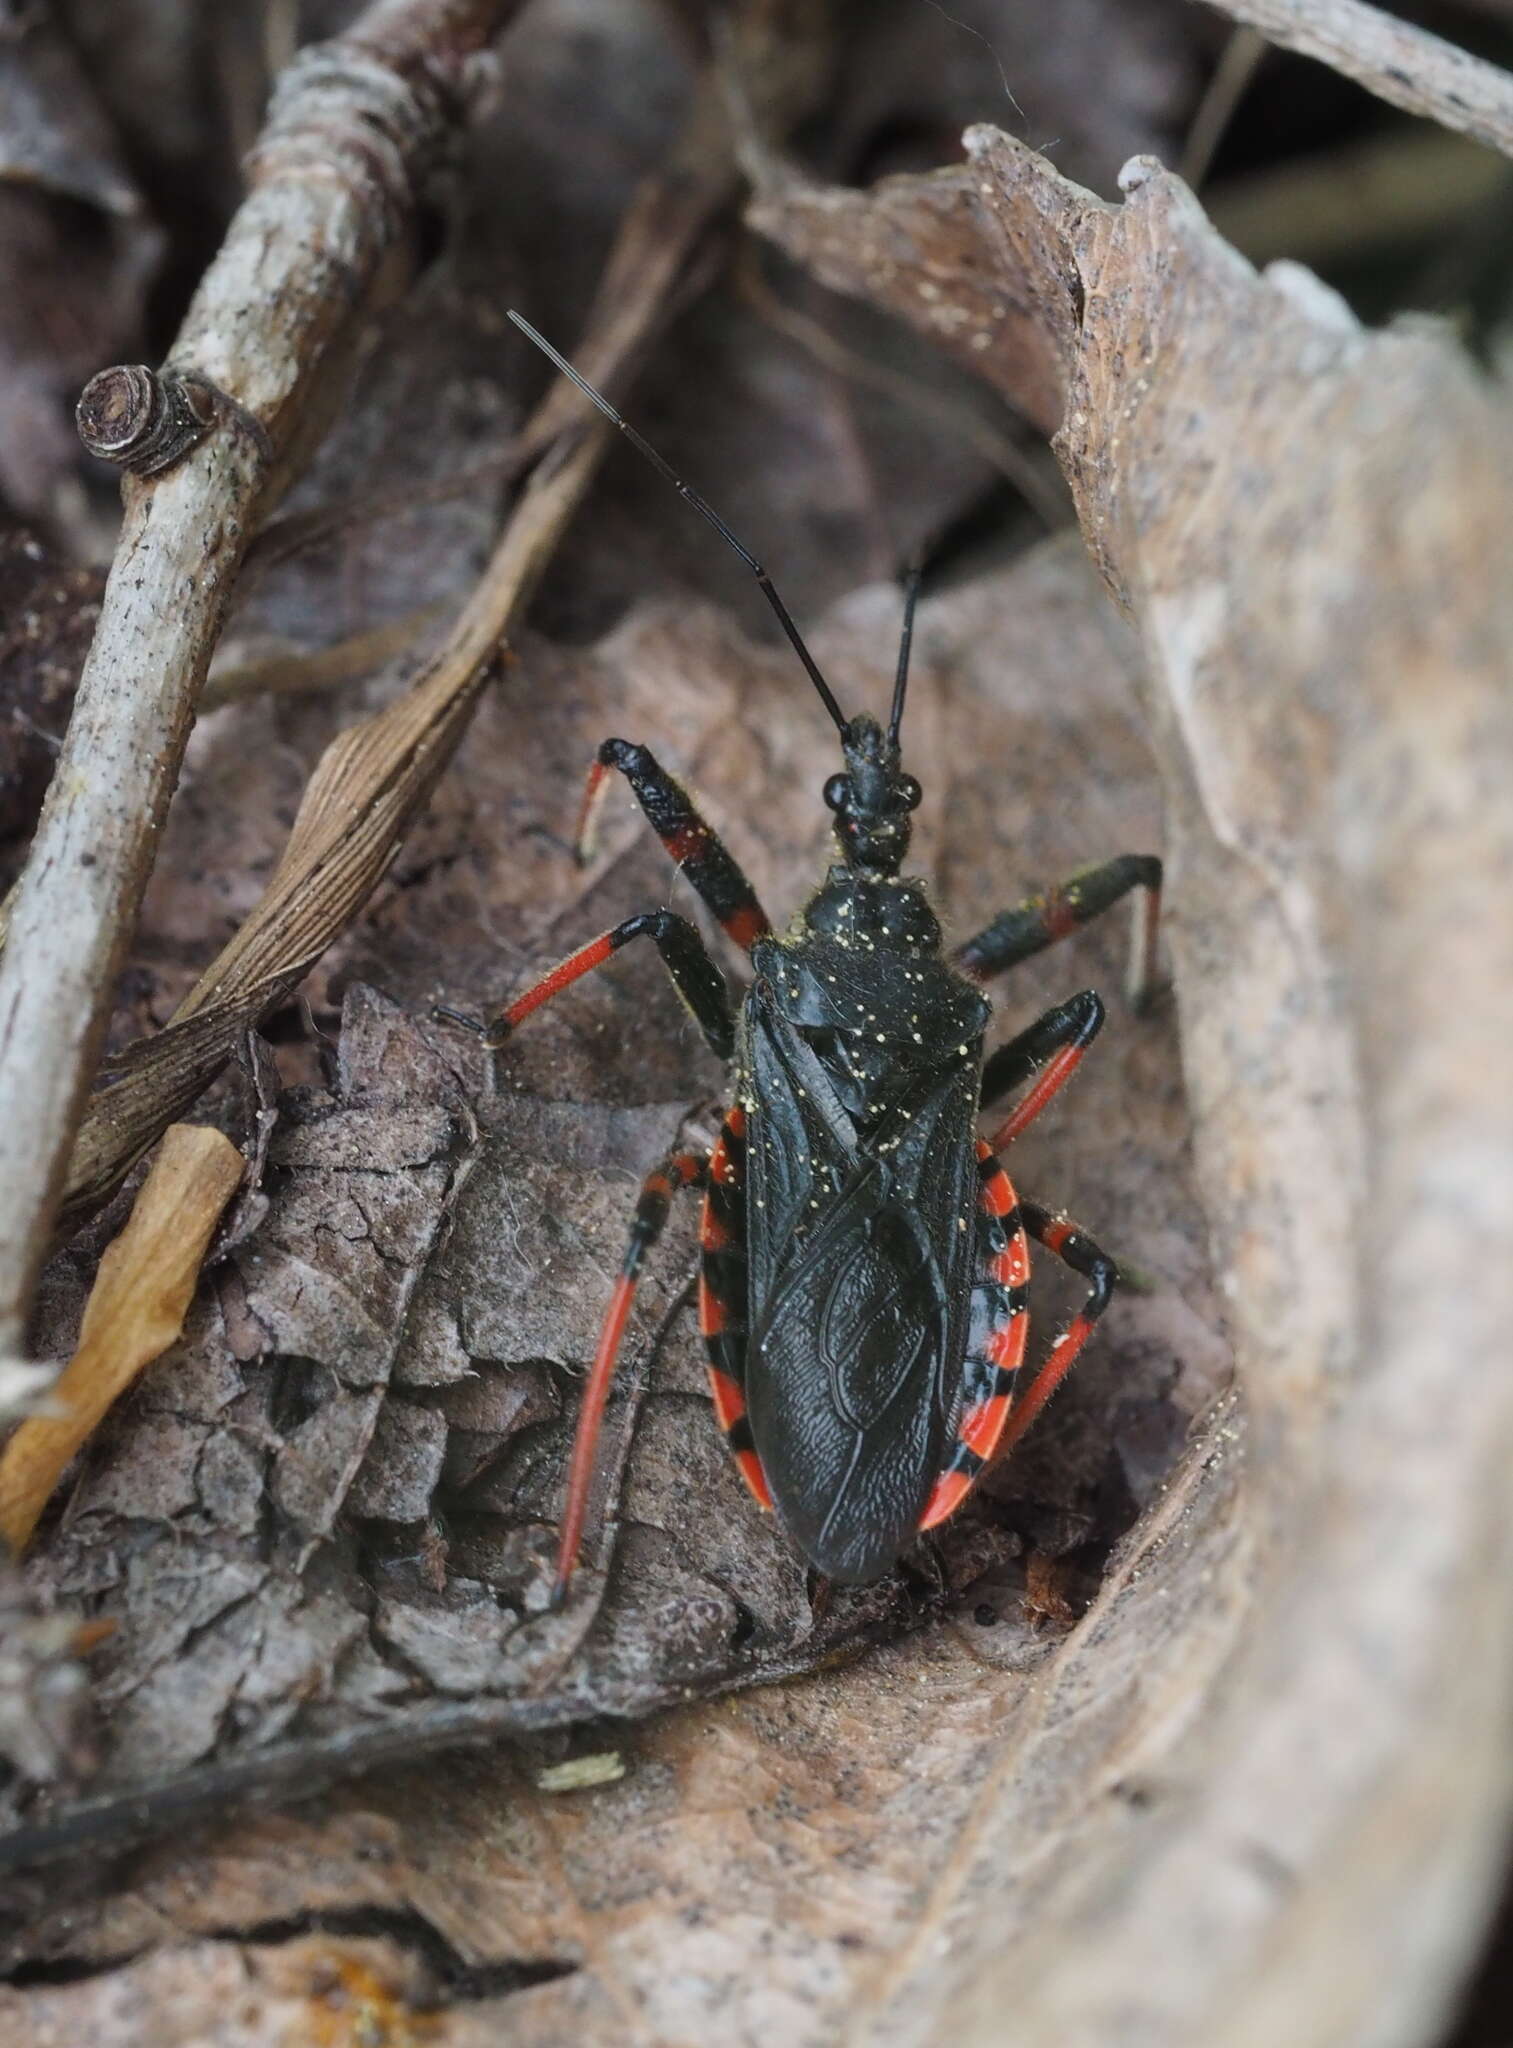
0, 0, 522, 1357
1198, 0, 1513, 161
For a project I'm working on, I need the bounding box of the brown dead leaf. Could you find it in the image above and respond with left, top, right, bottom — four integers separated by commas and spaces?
0, 536, 1228, 2048
0, 1123, 243, 1553
748, 125, 1513, 2048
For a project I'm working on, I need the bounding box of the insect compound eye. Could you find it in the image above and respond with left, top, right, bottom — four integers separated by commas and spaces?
823, 774, 850, 812
898, 775, 922, 811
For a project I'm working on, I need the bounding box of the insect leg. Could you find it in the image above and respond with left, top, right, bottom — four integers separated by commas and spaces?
554, 1146, 707, 1603
981, 989, 1105, 1148
918, 1142, 1032, 1531
698, 1105, 773, 1510
990, 1203, 1118, 1459
439, 908, 734, 1060
956, 853, 1163, 1009
576, 738, 770, 953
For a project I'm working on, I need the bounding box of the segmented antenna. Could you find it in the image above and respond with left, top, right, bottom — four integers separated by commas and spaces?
508, 309, 849, 737
889, 564, 923, 745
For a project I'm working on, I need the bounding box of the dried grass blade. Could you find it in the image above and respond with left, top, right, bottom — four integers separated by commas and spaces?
0, 1125, 244, 1552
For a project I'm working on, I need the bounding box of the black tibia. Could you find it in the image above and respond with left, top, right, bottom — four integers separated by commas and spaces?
1020, 1202, 1118, 1322
979, 990, 1105, 1112
590, 738, 771, 951
603, 910, 736, 1061
957, 854, 1163, 983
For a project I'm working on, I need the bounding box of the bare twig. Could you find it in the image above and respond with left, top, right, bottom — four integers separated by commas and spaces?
57, 64, 754, 1231
1199, 0, 1513, 160
0, 1125, 244, 1554
0, 0, 522, 1357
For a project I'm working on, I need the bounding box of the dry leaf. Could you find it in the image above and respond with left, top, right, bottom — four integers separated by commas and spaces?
746, 127, 1513, 2048
0, 544, 1215, 1946
0, 1124, 244, 1553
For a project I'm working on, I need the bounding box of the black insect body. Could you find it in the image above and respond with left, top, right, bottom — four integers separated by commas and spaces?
736, 855, 990, 1582
448, 312, 1164, 1599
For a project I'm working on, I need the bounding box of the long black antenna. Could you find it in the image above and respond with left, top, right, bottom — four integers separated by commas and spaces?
508, 310, 849, 737
888, 564, 923, 745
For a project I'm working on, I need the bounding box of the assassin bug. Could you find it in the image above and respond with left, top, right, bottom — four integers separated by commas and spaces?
448, 310, 1162, 1600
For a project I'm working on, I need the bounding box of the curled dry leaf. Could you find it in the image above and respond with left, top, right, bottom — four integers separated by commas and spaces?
746, 126, 1513, 2048
0, 1123, 244, 1554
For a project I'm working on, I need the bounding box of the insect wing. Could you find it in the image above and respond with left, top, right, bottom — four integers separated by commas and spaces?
740, 986, 980, 1580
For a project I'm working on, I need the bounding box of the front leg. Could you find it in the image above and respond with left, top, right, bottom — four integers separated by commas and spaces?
577, 737, 771, 953
437, 907, 735, 1061
957, 853, 1162, 1010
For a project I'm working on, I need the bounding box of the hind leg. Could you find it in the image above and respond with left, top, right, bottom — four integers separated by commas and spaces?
918, 1141, 1033, 1531
698, 1105, 773, 1511
553, 1145, 707, 1603
993, 1203, 1118, 1457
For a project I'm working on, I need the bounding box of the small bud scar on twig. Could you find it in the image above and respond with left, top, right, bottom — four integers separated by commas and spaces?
75, 365, 224, 478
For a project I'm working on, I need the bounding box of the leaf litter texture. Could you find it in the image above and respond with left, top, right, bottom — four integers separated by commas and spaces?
0, 533, 1221, 2043
14, 8, 1475, 2041
750, 126, 1513, 2048
7, 110, 1504, 2048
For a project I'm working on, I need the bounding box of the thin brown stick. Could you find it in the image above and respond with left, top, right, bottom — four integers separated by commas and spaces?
57, 65, 752, 1232
1199, 0, 1513, 160
734, 245, 1069, 531
201, 603, 448, 710
1207, 124, 1506, 267
0, 0, 522, 1359
1180, 26, 1268, 190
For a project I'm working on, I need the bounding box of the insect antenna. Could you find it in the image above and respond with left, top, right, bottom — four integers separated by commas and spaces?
508, 309, 848, 737
888, 563, 923, 745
